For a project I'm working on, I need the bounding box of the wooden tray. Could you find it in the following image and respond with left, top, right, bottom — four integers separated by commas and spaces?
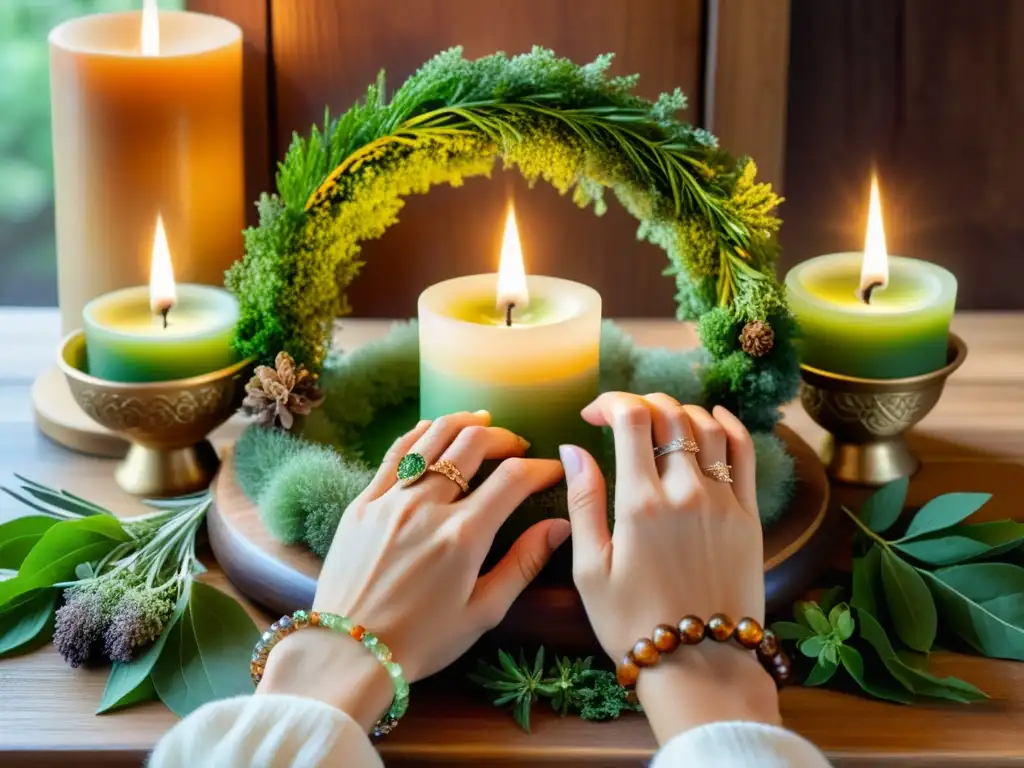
208, 424, 838, 652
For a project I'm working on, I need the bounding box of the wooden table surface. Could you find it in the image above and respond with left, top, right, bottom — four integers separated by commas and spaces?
2, 308, 1024, 767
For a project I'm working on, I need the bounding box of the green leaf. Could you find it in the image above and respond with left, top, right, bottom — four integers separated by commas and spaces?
0, 589, 57, 658
822, 642, 839, 665
894, 521, 1024, 566
838, 645, 913, 704
804, 656, 838, 687
920, 565, 1024, 660
0, 515, 129, 608
770, 621, 813, 641
514, 695, 532, 732
880, 549, 937, 652
97, 590, 189, 714
12, 485, 111, 519
0, 516, 58, 570
818, 586, 844, 616
978, 595, 1024, 627
798, 636, 826, 658
933, 562, 1024, 604
902, 493, 992, 540
151, 582, 260, 717
795, 602, 832, 636
859, 477, 909, 534
856, 608, 987, 702
837, 609, 855, 641
851, 545, 883, 617
532, 647, 545, 679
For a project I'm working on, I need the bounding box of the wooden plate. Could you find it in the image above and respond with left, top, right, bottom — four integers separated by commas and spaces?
209, 424, 837, 652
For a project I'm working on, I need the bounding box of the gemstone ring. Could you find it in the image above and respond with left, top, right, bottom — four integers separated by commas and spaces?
397, 453, 428, 486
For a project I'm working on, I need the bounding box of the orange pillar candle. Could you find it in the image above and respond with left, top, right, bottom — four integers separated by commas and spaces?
49, 6, 244, 334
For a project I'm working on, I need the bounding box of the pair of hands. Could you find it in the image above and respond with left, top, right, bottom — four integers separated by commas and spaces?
259, 393, 779, 740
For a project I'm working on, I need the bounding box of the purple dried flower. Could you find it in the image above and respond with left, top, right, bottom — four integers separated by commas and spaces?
53, 587, 105, 668
104, 585, 174, 663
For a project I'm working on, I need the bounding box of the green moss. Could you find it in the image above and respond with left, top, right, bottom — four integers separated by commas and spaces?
753, 432, 796, 526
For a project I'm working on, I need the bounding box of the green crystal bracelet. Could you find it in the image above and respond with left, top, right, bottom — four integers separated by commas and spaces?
250, 609, 410, 738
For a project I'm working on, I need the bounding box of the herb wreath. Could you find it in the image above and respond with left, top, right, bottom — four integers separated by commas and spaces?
226, 47, 799, 433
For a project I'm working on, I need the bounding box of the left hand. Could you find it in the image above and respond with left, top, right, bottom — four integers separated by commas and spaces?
259, 411, 569, 729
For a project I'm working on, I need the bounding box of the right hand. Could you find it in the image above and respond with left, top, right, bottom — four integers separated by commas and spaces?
559, 392, 779, 742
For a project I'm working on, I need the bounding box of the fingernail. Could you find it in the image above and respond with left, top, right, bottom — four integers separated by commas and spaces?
547, 519, 571, 550
559, 444, 583, 478
473, 409, 489, 416
416, 419, 431, 429
518, 436, 531, 450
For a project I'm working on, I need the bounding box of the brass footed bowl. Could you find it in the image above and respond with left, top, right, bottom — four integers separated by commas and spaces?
799, 334, 967, 486
59, 331, 252, 497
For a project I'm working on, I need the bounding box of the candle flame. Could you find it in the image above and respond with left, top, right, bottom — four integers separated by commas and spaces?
860, 173, 889, 301
149, 214, 177, 316
496, 202, 529, 313
141, 0, 160, 56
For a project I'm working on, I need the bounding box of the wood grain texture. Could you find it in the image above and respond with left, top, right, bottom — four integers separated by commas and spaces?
186, 0, 272, 227
4, 310, 1024, 765
207, 423, 833, 645
269, 0, 703, 318
783, 0, 1024, 310
706, 0, 791, 192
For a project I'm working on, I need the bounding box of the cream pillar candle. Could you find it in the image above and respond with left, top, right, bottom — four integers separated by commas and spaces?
49, 7, 244, 334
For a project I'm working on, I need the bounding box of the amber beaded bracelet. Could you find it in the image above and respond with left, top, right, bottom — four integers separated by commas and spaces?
615, 614, 792, 689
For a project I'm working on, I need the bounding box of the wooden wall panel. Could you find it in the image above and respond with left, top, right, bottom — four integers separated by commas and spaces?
187, 0, 272, 227
707, 0, 790, 193
270, 0, 703, 318
783, 0, 1024, 309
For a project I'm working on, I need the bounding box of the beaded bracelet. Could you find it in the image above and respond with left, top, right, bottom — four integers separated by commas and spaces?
615, 614, 792, 689
250, 610, 410, 738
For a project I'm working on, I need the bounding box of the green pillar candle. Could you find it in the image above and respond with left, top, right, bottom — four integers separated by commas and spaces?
83, 284, 239, 382
419, 274, 602, 459
785, 252, 957, 379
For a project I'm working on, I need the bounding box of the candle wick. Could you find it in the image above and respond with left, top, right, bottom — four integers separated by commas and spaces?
860, 281, 884, 305
160, 306, 170, 329
505, 303, 515, 327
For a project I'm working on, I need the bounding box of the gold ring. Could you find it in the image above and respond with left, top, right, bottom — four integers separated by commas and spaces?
653, 437, 700, 459
427, 459, 470, 494
700, 462, 733, 483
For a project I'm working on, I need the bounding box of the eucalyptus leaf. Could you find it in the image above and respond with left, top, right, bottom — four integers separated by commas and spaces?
74, 563, 94, 580
838, 645, 913, 704
921, 565, 1024, 660
902, 493, 992, 540
859, 477, 909, 534
880, 548, 937, 652
795, 601, 832, 636
798, 635, 827, 658
0, 515, 129, 608
933, 562, 1024, 604
771, 621, 813, 641
0, 516, 57, 570
97, 589, 189, 714
0, 589, 57, 658
852, 545, 883, 617
856, 608, 986, 702
804, 657, 838, 687
978, 595, 1024, 628
151, 582, 259, 718
894, 521, 1024, 566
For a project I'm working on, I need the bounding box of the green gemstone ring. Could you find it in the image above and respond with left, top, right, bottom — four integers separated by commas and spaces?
397, 453, 428, 486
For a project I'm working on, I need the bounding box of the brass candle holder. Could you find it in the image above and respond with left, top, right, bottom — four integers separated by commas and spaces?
58, 331, 252, 497
799, 334, 967, 486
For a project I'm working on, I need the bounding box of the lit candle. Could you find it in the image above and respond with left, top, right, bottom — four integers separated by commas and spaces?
83, 215, 240, 383
49, 3, 244, 335
419, 204, 602, 458
785, 176, 957, 379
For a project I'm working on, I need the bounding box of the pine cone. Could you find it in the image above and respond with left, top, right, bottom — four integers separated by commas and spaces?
241, 351, 324, 430
739, 321, 775, 357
